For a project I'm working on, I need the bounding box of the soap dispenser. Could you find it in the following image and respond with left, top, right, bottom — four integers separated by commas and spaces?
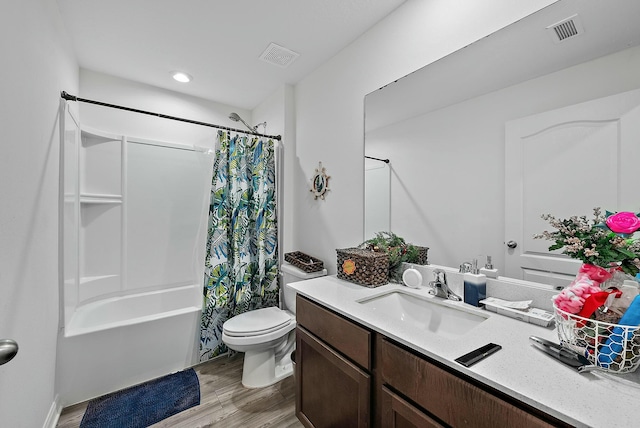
464, 259, 487, 307
479, 255, 499, 279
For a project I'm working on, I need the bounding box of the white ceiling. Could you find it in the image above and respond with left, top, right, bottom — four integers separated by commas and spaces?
56, 0, 406, 110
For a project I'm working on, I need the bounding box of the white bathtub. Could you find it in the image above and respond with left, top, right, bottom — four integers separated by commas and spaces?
56, 285, 201, 406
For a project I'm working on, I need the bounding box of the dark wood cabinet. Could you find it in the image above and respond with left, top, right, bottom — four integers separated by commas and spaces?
379, 339, 562, 428
296, 326, 371, 427
381, 386, 444, 428
296, 294, 371, 370
295, 295, 569, 428
295, 295, 372, 428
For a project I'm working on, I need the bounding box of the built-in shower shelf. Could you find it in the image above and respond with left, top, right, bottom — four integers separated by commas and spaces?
80, 193, 122, 204
80, 274, 119, 285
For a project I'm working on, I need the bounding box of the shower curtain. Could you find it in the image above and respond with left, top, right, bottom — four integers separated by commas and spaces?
200, 131, 279, 361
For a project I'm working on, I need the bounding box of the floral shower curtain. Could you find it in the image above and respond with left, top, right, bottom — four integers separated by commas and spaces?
200, 131, 279, 361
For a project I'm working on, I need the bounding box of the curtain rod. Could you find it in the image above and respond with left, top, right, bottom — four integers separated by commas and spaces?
365, 155, 390, 163
60, 91, 282, 141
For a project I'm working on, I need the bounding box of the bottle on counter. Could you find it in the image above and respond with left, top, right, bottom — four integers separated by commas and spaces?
464, 259, 487, 307
479, 255, 499, 279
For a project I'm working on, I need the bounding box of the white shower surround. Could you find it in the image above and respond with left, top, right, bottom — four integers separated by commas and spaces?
57, 106, 212, 406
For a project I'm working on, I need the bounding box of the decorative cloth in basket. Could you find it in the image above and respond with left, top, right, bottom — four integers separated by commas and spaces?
554, 304, 640, 374
336, 248, 389, 287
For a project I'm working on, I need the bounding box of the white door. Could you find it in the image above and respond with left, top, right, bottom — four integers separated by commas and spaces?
505, 88, 640, 285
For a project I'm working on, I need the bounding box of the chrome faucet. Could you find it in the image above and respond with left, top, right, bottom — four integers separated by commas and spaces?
428, 269, 462, 301
459, 262, 472, 273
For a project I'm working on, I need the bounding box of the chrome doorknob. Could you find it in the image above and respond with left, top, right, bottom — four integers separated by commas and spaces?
0, 339, 18, 365
506, 240, 518, 249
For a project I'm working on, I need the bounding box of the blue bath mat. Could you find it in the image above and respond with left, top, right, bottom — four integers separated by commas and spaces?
80, 368, 200, 428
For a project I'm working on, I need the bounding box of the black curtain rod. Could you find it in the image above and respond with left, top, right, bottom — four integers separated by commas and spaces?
60, 91, 282, 141
365, 155, 390, 163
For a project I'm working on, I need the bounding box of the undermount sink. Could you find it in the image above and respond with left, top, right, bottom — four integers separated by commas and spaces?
358, 290, 489, 338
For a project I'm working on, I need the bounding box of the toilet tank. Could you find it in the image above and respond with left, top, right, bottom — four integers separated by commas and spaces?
281, 262, 327, 314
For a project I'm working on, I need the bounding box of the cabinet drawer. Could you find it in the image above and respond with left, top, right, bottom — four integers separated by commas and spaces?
296, 295, 371, 370
381, 386, 444, 428
380, 339, 557, 428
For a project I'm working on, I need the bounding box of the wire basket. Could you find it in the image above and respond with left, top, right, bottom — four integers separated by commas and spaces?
554, 304, 640, 374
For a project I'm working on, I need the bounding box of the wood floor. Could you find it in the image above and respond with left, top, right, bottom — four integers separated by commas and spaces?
56, 354, 304, 428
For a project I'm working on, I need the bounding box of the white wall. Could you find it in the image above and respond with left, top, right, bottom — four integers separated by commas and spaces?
293, 0, 557, 273
367, 44, 640, 272
79, 69, 251, 149
0, 0, 78, 427
252, 85, 296, 255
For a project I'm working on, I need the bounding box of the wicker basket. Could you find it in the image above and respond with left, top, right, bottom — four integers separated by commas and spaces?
285, 251, 324, 273
554, 304, 640, 374
415, 246, 429, 265
336, 248, 389, 287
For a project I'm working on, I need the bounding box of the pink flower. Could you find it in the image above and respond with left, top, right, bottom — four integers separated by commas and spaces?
606, 211, 640, 235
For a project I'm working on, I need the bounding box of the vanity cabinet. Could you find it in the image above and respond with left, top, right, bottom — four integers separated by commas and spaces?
295, 295, 571, 428
379, 339, 563, 428
295, 295, 372, 427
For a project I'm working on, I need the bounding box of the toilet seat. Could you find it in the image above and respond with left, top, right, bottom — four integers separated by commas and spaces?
223, 307, 293, 338
222, 318, 295, 349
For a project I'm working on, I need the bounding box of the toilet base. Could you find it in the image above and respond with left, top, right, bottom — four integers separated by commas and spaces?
241, 347, 294, 388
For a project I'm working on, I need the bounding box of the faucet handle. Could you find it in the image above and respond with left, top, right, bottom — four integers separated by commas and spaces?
432, 269, 446, 283
459, 262, 472, 273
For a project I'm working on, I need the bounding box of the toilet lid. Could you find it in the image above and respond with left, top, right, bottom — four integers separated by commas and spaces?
223, 307, 292, 337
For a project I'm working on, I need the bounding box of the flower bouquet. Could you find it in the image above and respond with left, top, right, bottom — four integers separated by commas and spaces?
535, 208, 640, 278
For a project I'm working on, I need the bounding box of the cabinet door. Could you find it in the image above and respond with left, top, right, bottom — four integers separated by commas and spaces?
296, 326, 371, 428
381, 386, 443, 428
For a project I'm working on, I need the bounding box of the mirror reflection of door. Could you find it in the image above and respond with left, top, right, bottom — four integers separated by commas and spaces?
505, 88, 640, 285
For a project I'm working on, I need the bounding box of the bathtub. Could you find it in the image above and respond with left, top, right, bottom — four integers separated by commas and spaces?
56, 285, 201, 406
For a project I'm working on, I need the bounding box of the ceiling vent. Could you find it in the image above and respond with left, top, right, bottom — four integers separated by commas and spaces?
259, 43, 300, 68
546, 14, 584, 43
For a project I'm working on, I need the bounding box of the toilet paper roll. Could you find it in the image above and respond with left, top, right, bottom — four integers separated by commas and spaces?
402, 268, 422, 288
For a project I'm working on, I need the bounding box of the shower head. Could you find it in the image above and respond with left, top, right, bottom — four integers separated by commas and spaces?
228, 112, 256, 132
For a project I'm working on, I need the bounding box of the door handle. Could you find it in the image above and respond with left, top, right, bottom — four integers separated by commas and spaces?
0, 339, 19, 365
506, 240, 518, 249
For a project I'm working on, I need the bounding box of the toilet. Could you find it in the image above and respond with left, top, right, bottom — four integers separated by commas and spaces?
222, 262, 327, 388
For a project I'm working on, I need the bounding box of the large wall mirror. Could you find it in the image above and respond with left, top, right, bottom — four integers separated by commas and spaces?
364, 0, 640, 286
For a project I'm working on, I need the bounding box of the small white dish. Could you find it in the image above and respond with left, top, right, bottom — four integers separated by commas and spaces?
402, 268, 422, 288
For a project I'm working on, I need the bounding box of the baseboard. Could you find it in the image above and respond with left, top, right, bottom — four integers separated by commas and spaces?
42, 394, 62, 428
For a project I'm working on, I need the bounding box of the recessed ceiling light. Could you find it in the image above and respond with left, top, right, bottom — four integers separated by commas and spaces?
171, 71, 192, 83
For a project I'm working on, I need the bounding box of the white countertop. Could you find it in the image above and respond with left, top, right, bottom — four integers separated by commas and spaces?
290, 275, 640, 428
